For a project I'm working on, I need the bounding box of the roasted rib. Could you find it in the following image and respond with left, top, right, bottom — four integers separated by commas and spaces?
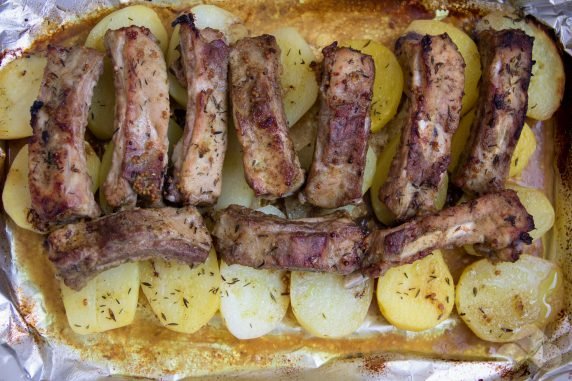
229, 35, 304, 199
363, 190, 534, 277
166, 14, 230, 205
378, 33, 465, 222
302, 43, 374, 208
453, 29, 533, 194
28, 45, 103, 231
103, 26, 170, 210
212, 205, 365, 274
48, 207, 212, 290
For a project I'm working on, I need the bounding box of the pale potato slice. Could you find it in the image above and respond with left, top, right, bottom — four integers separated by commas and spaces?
273, 27, 319, 128
435, 172, 448, 211
449, 108, 475, 172
344, 40, 404, 132
140, 249, 220, 334
3, 143, 99, 233
0, 55, 46, 139
219, 262, 289, 339
256, 205, 286, 218
509, 123, 536, 178
405, 19, 481, 114
84, 5, 168, 52
362, 146, 377, 195
87, 64, 115, 140
61, 262, 140, 334
98, 142, 113, 214
167, 118, 183, 159
376, 251, 455, 331
168, 73, 188, 107
290, 272, 373, 338
456, 255, 563, 342
476, 12, 565, 120
506, 184, 555, 241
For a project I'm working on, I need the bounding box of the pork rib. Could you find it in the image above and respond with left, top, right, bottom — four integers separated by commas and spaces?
363, 190, 534, 277
378, 33, 465, 222
103, 26, 170, 210
166, 15, 229, 205
453, 29, 533, 194
302, 43, 374, 208
28, 45, 103, 231
229, 35, 304, 199
212, 205, 365, 274
48, 207, 212, 290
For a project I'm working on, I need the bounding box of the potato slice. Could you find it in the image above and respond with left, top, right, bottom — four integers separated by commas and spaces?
291, 272, 373, 338
449, 108, 475, 172
456, 255, 563, 342
273, 27, 319, 128
509, 123, 536, 178
167, 118, 183, 159
140, 249, 220, 334
476, 13, 565, 120
168, 73, 188, 107
219, 262, 289, 339
376, 251, 454, 331
506, 184, 554, 241
3, 143, 99, 233
87, 64, 115, 140
362, 146, 377, 195
344, 40, 404, 132
0, 55, 46, 139
61, 262, 140, 334
405, 20, 481, 114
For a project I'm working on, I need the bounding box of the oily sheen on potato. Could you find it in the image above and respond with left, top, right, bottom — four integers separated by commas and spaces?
506, 184, 555, 241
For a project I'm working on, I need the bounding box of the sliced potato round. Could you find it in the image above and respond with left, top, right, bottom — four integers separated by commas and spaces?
506, 184, 554, 241
87, 63, 115, 140
456, 255, 563, 342
273, 27, 319, 128
509, 123, 536, 178
344, 40, 404, 132
476, 12, 565, 120
256, 204, 286, 218
362, 146, 377, 195
449, 108, 475, 172
0, 55, 46, 139
3, 143, 99, 233
140, 249, 220, 334
370, 133, 400, 225
61, 262, 140, 334
85, 5, 168, 52
167, 118, 183, 159
219, 262, 289, 339
435, 172, 448, 211
377, 251, 454, 331
405, 19, 481, 114
290, 271, 373, 338
168, 73, 188, 107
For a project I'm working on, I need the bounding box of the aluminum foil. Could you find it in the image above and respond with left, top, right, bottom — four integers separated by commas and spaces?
1, 0, 571, 380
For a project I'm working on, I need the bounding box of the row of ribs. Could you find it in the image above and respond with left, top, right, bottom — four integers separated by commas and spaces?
26, 13, 536, 290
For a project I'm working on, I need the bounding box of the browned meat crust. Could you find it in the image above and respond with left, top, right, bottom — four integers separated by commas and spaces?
48, 207, 212, 290
302, 43, 374, 208
229, 35, 304, 199
166, 15, 230, 206
453, 29, 534, 194
28, 45, 103, 231
212, 205, 366, 274
103, 26, 170, 210
378, 33, 465, 222
363, 190, 534, 277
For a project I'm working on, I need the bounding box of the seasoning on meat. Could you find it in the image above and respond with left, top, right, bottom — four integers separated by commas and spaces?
28, 45, 104, 231
302, 43, 375, 208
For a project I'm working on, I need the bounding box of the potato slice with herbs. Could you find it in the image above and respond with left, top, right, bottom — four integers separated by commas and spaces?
476, 12, 565, 120
3, 143, 99, 233
362, 146, 377, 195
456, 255, 563, 342
405, 19, 481, 114
290, 272, 373, 338
61, 262, 140, 334
140, 249, 220, 334
219, 262, 289, 339
344, 40, 404, 132
376, 251, 455, 331
506, 184, 554, 241
0, 55, 46, 139
273, 27, 319, 128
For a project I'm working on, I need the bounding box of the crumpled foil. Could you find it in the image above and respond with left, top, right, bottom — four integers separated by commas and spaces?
1, 0, 571, 380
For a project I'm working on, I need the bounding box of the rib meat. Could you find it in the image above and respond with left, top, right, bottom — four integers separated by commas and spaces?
453, 29, 533, 194
302, 43, 374, 208
166, 15, 230, 205
378, 33, 465, 222
212, 205, 365, 274
229, 35, 304, 199
48, 207, 212, 290
363, 190, 534, 277
28, 45, 103, 231
103, 26, 170, 210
